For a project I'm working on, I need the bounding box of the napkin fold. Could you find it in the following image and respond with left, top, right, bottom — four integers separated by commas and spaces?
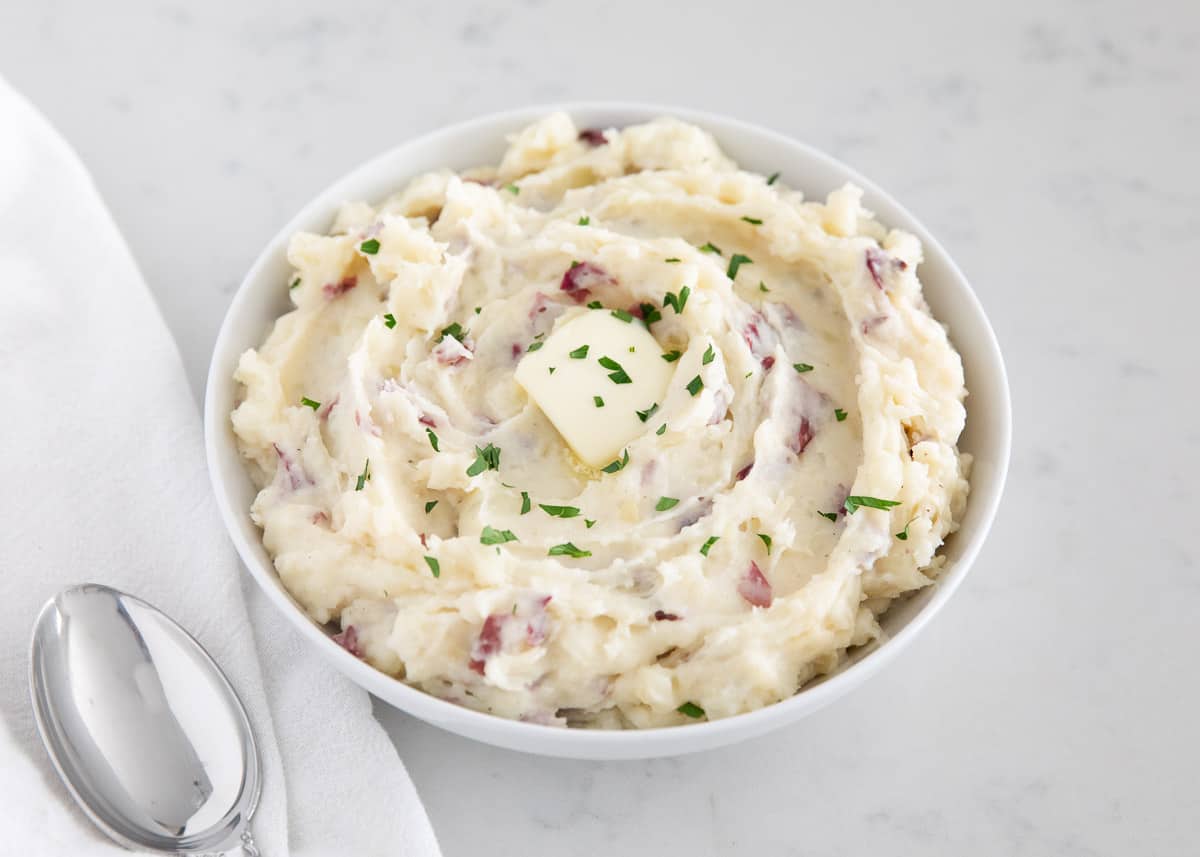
0, 77, 441, 856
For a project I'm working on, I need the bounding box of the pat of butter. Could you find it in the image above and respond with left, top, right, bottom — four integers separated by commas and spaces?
515, 309, 675, 467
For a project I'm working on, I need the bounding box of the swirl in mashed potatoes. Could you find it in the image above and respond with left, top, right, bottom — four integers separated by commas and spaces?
232, 114, 970, 728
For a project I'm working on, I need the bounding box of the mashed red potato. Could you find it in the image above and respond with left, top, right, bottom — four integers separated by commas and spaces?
231, 114, 970, 728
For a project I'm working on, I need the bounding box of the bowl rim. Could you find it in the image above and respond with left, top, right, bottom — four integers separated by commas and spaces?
204, 101, 1012, 759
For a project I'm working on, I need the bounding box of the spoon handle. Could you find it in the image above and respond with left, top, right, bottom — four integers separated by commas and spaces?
239, 830, 261, 856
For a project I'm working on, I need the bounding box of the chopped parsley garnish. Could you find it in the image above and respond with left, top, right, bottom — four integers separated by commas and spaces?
569, 344, 590, 359
686, 375, 703, 396
300, 397, 321, 410
611, 308, 634, 323
526, 340, 544, 352
540, 504, 582, 519
474, 306, 482, 314
699, 536, 720, 556
504, 183, 519, 194
520, 491, 531, 515
656, 423, 667, 436
662, 350, 682, 363
793, 363, 814, 374
767, 171, 781, 186
896, 518, 914, 540
548, 367, 556, 374
759, 282, 769, 293
355, 459, 371, 491
665, 257, 682, 263
757, 533, 772, 553
587, 300, 603, 309
594, 396, 605, 407
636, 403, 660, 423
289, 277, 301, 289
426, 428, 440, 451
585, 519, 596, 529
480, 526, 518, 545
843, 496, 901, 515
655, 497, 680, 512
818, 510, 839, 522
465, 443, 501, 477
640, 303, 663, 326
629, 346, 636, 352
741, 216, 763, 225
699, 241, 722, 255
663, 285, 691, 314
835, 408, 847, 422
602, 449, 630, 473
359, 238, 380, 255
578, 215, 590, 225
424, 556, 440, 578
598, 355, 632, 384
438, 322, 466, 343
702, 343, 715, 365
677, 701, 705, 719
726, 253, 753, 280
569, 260, 582, 268
425, 500, 438, 513
548, 542, 591, 558
383, 313, 397, 328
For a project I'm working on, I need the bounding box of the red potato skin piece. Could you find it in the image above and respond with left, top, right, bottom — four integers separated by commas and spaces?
560, 262, 613, 304
322, 276, 357, 300
332, 625, 365, 658
738, 561, 774, 608
578, 128, 608, 146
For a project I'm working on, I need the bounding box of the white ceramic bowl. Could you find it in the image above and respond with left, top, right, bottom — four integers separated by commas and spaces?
204, 103, 1011, 760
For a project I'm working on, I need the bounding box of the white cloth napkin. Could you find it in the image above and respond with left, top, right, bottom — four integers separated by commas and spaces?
0, 78, 441, 856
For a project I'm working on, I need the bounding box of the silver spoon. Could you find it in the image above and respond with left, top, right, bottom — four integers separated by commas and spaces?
29, 583, 262, 855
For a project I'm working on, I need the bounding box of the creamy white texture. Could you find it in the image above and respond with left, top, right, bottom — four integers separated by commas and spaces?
232, 114, 969, 728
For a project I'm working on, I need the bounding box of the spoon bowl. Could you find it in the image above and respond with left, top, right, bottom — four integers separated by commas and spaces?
29, 584, 261, 855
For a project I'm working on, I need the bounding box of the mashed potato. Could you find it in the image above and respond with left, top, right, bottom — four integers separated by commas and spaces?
232, 114, 970, 728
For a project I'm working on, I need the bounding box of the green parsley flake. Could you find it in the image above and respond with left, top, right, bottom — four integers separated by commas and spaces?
843, 496, 901, 515
759, 282, 769, 293
819, 510, 839, 522
686, 375, 703, 396
699, 241, 722, 255
425, 500, 438, 513
835, 408, 848, 422
520, 491, 531, 515
757, 533, 772, 553
540, 504, 581, 519
602, 449, 630, 473
359, 238, 380, 255
505, 183, 519, 194
578, 215, 590, 225
598, 355, 632, 384
767, 171, 781, 186
677, 701, 706, 719
699, 536, 720, 556
300, 397, 321, 410
662, 350, 682, 363
665, 257, 682, 263
594, 396, 605, 407
548, 542, 591, 558
664, 285, 691, 315
741, 216, 763, 225
439, 322, 466, 343
474, 306, 482, 314
355, 459, 371, 491
636, 403, 659, 423
548, 367, 556, 374
424, 556, 440, 578
465, 443, 501, 477
611, 308, 634, 323
726, 253, 753, 280
587, 300, 603, 309
383, 313, 397, 328
793, 363, 814, 374
426, 428, 440, 451
569, 344, 590, 359
656, 423, 667, 436
480, 526, 518, 545
527, 340, 544, 352
640, 303, 663, 326
702, 343, 715, 365
896, 518, 914, 540
655, 497, 680, 512
585, 519, 596, 529
289, 277, 301, 289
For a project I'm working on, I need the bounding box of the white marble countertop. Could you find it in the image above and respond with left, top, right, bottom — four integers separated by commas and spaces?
4, 1, 1197, 853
